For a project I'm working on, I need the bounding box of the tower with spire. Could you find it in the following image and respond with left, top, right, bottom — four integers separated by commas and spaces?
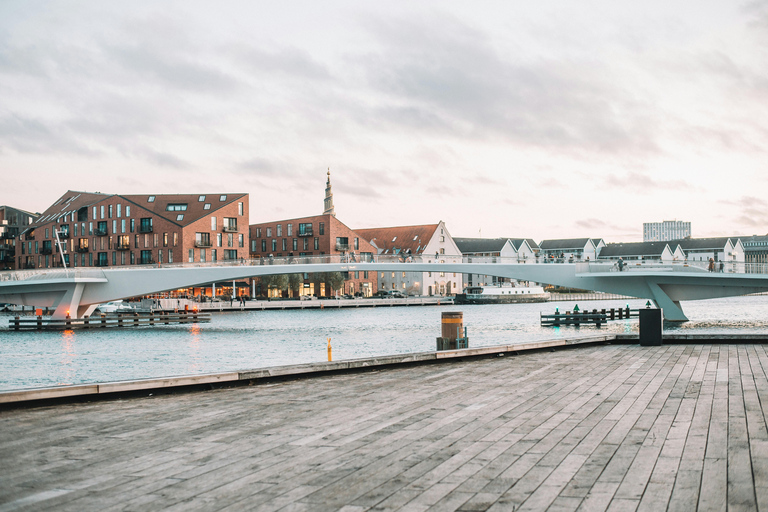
323, 168, 336, 217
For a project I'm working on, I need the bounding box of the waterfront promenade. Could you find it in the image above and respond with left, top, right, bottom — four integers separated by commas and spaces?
2, 343, 767, 511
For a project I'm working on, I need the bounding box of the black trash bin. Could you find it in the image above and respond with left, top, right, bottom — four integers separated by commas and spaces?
639, 308, 663, 346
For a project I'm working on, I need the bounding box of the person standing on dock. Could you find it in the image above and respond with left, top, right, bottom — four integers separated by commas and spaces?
618, 258, 625, 272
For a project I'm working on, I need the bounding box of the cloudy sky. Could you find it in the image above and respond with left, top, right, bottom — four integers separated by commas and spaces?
1, 1, 767, 241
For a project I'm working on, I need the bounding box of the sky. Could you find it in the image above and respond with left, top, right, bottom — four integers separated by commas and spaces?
1, 1, 767, 242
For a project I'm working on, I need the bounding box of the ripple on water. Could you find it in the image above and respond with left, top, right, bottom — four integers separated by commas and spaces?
2, 296, 768, 390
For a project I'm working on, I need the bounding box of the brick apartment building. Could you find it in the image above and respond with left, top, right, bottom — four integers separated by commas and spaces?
0, 205, 39, 270
16, 190, 249, 271
249, 214, 378, 297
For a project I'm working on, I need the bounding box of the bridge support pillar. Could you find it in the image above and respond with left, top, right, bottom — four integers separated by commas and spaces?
647, 283, 688, 322
51, 283, 87, 320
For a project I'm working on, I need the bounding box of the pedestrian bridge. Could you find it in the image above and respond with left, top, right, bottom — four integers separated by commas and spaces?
1, 255, 767, 321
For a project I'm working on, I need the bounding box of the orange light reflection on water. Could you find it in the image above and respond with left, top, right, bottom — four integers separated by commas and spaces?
187, 323, 202, 373
57, 329, 76, 386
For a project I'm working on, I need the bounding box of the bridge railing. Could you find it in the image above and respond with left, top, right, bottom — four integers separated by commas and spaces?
0, 268, 107, 282
575, 260, 768, 274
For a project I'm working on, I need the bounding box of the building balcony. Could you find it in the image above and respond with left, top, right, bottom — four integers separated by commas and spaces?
0, 232, 15, 240
25, 234, 35, 241
57, 231, 70, 239
195, 241, 212, 248
75, 246, 89, 253
95, 261, 109, 267
139, 258, 154, 265
222, 225, 238, 233
1, 255, 14, 264
116, 244, 131, 251
335, 243, 349, 251
139, 226, 153, 233
40, 247, 53, 255
93, 229, 108, 237
298, 231, 313, 237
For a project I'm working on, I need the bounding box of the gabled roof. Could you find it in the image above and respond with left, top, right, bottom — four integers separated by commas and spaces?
670, 237, 736, 251
354, 224, 439, 255
740, 235, 768, 248
598, 242, 671, 258
122, 193, 247, 227
539, 238, 594, 251
507, 238, 538, 251
453, 238, 511, 254
29, 190, 112, 229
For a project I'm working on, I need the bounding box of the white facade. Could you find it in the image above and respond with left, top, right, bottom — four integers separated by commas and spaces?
643, 220, 691, 242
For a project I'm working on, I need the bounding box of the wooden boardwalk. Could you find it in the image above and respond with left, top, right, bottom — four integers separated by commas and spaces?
1, 343, 767, 511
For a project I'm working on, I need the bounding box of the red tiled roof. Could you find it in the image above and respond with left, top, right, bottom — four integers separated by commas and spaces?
122, 193, 247, 227
30, 190, 112, 228
354, 224, 439, 255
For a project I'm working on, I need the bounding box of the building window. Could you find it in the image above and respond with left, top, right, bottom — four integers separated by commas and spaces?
251, 240, 257, 252
272, 240, 277, 252
139, 218, 153, 233
220, 195, 227, 201
211, 249, 216, 262
173, 233, 178, 247
217, 233, 222, 247
239, 234, 244, 248
238, 202, 244, 216
168, 250, 173, 263
100, 205, 105, 219
163, 233, 168, 247
303, 238, 308, 250
266, 227, 272, 237
204, 203, 211, 210
319, 223, 325, 235
277, 224, 282, 236
287, 224, 292, 236
293, 239, 298, 251
176, 214, 184, 221
354, 238, 359, 250
355, 271, 359, 279
256, 227, 262, 238
140, 250, 152, 264
200, 249, 206, 263
130, 219, 134, 232
223, 218, 237, 231
211, 217, 217, 231
166, 204, 188, 211
188, 249, 194, 262
117, 204, 121, 218
314, 237, 319, 250
108, 205, 113, 218
147, 196, 155, 202
299, 223, 313, 236
227, 233, 234, 247
262, 240, 267, 252
198, 195, 206, 202
112, 220, 117, 234
282, 238, 287, 251
364, 271, 368, 279
126, 206, 130, 217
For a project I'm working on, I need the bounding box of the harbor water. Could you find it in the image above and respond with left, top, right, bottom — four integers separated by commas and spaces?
2, 296, 768, 392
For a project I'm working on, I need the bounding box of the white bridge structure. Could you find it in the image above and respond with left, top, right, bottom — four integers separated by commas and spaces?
2, 255, 768, 322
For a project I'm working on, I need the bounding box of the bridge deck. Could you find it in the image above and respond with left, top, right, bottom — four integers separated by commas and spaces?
1, 343, 767, 511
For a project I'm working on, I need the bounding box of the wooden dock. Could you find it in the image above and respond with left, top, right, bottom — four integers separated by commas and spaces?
1, 340, 767, 511
8, 310, 211, 331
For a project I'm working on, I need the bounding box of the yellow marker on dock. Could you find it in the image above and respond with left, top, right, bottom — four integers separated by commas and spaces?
327, 337, 332, 361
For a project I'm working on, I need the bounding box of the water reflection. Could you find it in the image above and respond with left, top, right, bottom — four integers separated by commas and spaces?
58, 329, 76, 386
186, 323, 202, 373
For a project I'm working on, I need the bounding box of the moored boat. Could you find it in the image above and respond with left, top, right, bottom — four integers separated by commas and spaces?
455, 284, 550, 304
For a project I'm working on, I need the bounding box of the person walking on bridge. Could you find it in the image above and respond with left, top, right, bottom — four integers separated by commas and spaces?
618, 258, 625, 272
708, 258, 715, 272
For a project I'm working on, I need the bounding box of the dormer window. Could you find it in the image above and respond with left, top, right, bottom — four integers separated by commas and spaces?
147, 196, 155, 202
220, 195, 227, 201
198, 195, 206, 202
166, 204, 188, 211
392, 236, 397, 242
176, 214, 184, 221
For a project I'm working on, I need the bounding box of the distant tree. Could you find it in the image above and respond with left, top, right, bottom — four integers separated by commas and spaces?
260, 274, 289, 296
288, 273, 304, 296
326, 272, 345, 295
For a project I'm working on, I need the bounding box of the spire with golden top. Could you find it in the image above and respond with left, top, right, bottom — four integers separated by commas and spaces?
323, 168, 335, 217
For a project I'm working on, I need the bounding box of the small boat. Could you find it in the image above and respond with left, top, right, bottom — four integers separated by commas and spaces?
455, 284, 550, 304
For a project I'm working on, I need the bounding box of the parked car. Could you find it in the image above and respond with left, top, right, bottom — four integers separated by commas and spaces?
390, 291, 406, 298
